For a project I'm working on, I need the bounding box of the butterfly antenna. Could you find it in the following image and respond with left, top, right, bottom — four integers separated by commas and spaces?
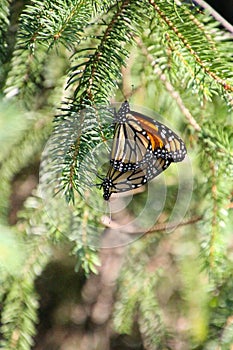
103, 200, 112, 225
108, 201, 112, 224
95, 172, 104, 181
117, 83, 127, 101
120, 83, 135, 101
127, 84, 135, 101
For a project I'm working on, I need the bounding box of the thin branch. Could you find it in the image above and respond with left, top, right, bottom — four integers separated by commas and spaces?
193, 0, 233, 36
102, 215, 202, 234
148, 0, 233, 93
135, 37, 201, 132
156, 69, 201, 131
209, 162, 218, 268
144, 215, 202, 234
76, 0, 131, 102
175, 0, 217, 51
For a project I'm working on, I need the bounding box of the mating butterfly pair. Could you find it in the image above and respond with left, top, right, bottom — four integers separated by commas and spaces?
99, 101, 187, 200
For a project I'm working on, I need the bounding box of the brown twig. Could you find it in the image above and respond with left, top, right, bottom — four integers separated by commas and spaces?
209, 162, 218, 267
144, 215, 202, 234
102, 215, 203, 235
192, 0, 233, 36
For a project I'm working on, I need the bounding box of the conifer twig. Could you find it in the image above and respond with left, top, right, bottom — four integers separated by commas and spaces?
135, 37, 201, 132
143, 215, 202, 234
102, 215, 202, 234
148, 0, 233, 93
192, 0, 233, 36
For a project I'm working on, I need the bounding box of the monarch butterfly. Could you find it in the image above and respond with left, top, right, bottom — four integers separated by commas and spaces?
110, 101, 187, 172
101, 156, 171, 200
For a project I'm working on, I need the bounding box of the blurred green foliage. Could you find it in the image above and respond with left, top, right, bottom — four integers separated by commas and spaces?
0, 0, 232, 349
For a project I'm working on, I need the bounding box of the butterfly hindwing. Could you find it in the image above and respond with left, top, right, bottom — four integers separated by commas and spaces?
101, 157, 171, 200
134, 112, 187, 162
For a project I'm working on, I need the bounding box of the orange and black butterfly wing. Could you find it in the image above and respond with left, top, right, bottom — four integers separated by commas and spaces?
101, 157, 171, 200
101, 166, 144, 200
133, 111, 187, 163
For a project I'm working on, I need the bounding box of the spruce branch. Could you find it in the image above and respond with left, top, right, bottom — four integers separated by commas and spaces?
193, 0, 233, 35
4, 0, 95, 105
0, 234, 50, 350
148, 0, 233, 101
219, 314, 233, 347
17, 0, 93, 50
4, 44, 49, 106
0, 113, 52, 222
67, 0, 150, 105
198, 144, 233, 276
135, 37, 201, 132
138, 273, 166, 349
114, 240, 169, 346
0, 0, 10, 65
209, 162, 218, 268
44, 105, 113, 203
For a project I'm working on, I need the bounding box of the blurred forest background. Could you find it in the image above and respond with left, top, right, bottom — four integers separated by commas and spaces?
0, 0, 233, 349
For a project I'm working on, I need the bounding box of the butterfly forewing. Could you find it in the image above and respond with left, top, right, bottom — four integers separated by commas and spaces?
111, 117, 149, 171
